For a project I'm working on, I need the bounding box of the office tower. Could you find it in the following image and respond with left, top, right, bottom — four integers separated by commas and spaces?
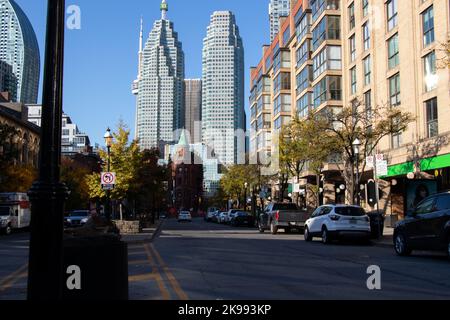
0, 0, 40, 103
134, 0, 185, 150
184, 79, 202, 143
0, 60, 17, 101
269, 0, 291, 42
202, 11, 245, 165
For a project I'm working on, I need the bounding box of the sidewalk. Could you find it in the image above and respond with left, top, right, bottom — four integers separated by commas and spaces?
120, 219, 163, 244
372, 227, 394, 248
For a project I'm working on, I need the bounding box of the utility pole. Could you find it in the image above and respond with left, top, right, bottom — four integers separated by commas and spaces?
27, 0, 68, 300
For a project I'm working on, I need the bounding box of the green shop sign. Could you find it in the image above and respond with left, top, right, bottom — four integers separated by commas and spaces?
381, 153, 450, 178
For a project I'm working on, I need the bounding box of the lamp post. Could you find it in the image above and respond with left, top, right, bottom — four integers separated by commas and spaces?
244, 182, 248, 211
353, 138, 361, 206
27, 0, 68, 300
104, 128, 113, 221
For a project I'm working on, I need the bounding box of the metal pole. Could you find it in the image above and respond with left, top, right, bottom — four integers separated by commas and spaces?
27, 0, 67, 300
106, 146, 111, 221
356, 157, 360, 206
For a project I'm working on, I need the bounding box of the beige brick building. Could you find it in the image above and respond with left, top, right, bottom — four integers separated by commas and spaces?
250, 0, 449, 223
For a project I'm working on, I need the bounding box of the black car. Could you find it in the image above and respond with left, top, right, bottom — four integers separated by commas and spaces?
231, 212, 255, 227
394, 192, 450, 257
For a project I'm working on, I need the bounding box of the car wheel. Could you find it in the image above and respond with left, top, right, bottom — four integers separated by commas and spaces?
321, 227, 331, 244
304, 227, 313, 242
394, 233, 412, 256
270, 221, 278, 235
5, 225, 12, 235
258, 222, 265, 233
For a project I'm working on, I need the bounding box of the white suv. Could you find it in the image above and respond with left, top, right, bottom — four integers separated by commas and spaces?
304, 205, 371, 244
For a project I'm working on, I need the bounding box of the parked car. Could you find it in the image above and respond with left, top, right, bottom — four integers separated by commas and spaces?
211, 212, 222, 223
205, 210, 217, 222
227, 210, 240, 224
394, 192, 450, 257
304, 205, 371, 244
64, 210, 91, 228
231, 211, 255, 227
178, 211, 192, 223
219, 212, 229, 224
258, 203, 310, 234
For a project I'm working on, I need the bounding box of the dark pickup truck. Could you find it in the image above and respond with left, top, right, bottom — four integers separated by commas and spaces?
258, 203, 310, 235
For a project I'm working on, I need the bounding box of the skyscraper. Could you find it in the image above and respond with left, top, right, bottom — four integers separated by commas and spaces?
0, 0, 40, 104
134, 0, 185, 150
202, 11, 245, 165
184, 79, 201, 144
269, 0, 291, 42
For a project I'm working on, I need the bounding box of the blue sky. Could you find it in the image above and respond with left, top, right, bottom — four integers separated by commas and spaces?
16, 0, 269, 145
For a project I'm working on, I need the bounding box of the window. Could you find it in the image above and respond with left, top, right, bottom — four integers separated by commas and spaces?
313, 76, 341, 107
363, 55, 371, 86
349, 35, 356, 62
312, 16, 341, 51
348, 2, 355, 30
422, 6, 434, 47
296, 40, 310, 68
389, 73, 401, 106
387, 34, 399, 69
297, 66, 312, 94
296, 13, 311, 42
435, 195, 450, 211
415, 198, 435, 215
363, 23, 370, 51
350, 67, 357, 95
426, 97, 438, 138
364, 90, 372, 119
392, 132, 402, 149
313, 45, 341, 79
424, 51, 437, 92
297, 93, 312, 118
386, 0, 398, 31
362, 0, 369, 17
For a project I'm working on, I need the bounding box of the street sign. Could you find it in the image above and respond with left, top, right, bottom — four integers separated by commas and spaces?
375, 154, 384, 162
101, 172, 116, 186
102, 184, 115, 191
366, 156, 374, 169
376, 160, 388, 177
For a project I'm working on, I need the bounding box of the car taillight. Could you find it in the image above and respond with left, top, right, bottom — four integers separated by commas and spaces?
330, 215, 340, 221
275, 211, 280, 221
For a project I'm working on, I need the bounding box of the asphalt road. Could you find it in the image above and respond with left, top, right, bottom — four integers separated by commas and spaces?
1, 219, 450, 300
150, 218, 450, 300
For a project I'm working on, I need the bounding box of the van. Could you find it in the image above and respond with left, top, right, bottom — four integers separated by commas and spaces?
0, 193, 31, 235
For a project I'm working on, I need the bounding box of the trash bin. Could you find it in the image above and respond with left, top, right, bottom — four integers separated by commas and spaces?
368, 212, 385, 239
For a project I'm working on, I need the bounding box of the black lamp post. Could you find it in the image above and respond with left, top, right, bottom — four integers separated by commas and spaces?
244, 182, 248, 211
27, 0, 68, 300
104, 128, 113, 221
353, 138, 361, 206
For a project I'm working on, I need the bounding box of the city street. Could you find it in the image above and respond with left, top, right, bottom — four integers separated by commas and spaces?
1, 219, 450, 300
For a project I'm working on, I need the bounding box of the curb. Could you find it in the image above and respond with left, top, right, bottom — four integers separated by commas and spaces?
122, 219, 164, 245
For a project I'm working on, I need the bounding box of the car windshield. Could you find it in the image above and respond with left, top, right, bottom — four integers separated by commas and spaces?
0, 206, 10, 216
69, 211, 89, 217
335, 207, 366, 217
273, 203, 299, 211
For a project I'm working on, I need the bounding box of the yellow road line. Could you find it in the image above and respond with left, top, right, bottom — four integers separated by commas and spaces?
143, 244, 171, 300
149, 244, 189, 301
0, 263, 28, 293
129, 273, 157, 282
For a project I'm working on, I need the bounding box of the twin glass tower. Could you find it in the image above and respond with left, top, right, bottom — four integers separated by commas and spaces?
134, 1, 245, 165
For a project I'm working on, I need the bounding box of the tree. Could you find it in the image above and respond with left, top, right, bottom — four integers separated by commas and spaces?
319, 101, 413, 204
85, 123, 142, 211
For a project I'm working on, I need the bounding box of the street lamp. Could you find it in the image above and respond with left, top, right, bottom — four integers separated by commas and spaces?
104, 128, 113, 221
244, 182, 248, 211
353, 138, 361, 206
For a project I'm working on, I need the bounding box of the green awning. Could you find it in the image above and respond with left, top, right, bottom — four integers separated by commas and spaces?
382, 153, 450, 178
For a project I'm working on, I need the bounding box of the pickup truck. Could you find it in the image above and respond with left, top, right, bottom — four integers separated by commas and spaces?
258, 203, 310, 235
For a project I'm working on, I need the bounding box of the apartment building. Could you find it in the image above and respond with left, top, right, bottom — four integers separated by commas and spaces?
250, 0, 449, 220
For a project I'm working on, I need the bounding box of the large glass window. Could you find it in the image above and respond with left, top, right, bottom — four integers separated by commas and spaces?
363, 55, 371, 86
297, 66, 313, 94
350, 67, 357, 95
296, 13, 311, 42
424, 51, 437, 92
362, 0, 369, 17
296, 40, 310, 68
386, 0, 398, 31
363, 22, 370, 51
348, 2, 355, 30
313, 45, 341, 79
274, 94, 291, 116
311, 0, 340, 22
312, 16, 341, 51
313, 76, 341, 107
388, 34, 399, 69
389, 73, 401, 106
422, 6, 435, 47
349, 35, 356, 62
426, 97, 438, 138
297, 93, 312, 118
